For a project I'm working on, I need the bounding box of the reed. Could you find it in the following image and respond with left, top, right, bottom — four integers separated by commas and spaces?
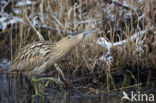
0, 0, 155, 94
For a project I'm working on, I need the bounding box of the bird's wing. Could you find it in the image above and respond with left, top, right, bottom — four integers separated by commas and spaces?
10, 41, 55, 72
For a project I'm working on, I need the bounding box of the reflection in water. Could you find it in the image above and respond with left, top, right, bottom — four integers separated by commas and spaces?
0, 71, 32, 102
0, 68, 122, 103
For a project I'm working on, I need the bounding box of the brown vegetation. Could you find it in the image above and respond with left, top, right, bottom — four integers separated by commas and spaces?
0, 0, 156, 94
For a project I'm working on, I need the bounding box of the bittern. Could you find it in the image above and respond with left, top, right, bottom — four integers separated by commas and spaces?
10, 31, 92, 95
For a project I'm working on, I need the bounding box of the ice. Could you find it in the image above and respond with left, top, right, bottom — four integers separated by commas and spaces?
99, 52, 113, 63
97, 26, 155, 63
97, 37, 112, 51
13, 8, 22, 14
99, 56, 107, 61
0, 58, 9, 69
123, 0, 130, 8
97, 37, 113, 63
138, 0, 144, 3
0, 16, 7, 22
1, 0, 7, 4
0, 23, 7, 30
98, 27, 154, 49
0, 17, 23, 30
32, 19, 39, 27
138, 14, 145, 21
65, 19, 97, 27
42, 24, 52, 29
16, 0, 36, 6
7, 17, 23, 24
106, 14, 116, 22
124, 11, 132, 19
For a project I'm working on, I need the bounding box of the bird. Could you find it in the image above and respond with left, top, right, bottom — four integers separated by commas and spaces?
9, 31, 93, 95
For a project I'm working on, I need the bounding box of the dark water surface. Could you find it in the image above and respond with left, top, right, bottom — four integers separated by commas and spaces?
0, 67, 123, 103
0, 58, 156, 103
1, 68, 155, 103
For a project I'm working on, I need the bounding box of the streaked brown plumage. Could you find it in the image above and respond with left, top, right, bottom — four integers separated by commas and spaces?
10, 31, 92, 77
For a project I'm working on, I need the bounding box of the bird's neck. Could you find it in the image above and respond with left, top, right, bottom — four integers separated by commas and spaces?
50, 39, 72, 60
56, 41, 72, 54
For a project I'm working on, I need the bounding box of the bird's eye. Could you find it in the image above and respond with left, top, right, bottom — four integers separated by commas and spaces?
68, 35, 72, 39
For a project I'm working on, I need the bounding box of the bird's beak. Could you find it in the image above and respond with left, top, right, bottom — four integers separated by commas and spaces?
83, 31, 94, 38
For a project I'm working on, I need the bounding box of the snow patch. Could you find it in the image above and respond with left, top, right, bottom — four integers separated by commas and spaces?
16, 0, 36, 6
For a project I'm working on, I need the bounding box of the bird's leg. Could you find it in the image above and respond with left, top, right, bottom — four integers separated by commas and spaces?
31, 77, 40, 96
32, 77, 62, 91
37, 77, 62, 87
34, 80, 39, 95
31, 74, 62, 97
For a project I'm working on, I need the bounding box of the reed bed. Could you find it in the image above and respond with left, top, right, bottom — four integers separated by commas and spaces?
0, 0, 156, 94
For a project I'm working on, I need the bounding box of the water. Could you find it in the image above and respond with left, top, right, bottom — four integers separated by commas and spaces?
0, 65, 122, 103
0, 59, 155, 103
1, 66, 155, 103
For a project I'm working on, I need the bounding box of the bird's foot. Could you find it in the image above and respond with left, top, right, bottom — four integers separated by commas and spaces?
32, 92, 42, 98
31, 77, 62, 84
31, 77, 62, 96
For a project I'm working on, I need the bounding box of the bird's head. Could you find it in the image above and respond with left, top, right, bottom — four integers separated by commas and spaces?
57, 31, 93, 49
67, 31, 92, 45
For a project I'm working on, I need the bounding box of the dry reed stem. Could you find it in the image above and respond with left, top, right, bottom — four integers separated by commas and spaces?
24, 15, 44, 41
0, 0, 155, 93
